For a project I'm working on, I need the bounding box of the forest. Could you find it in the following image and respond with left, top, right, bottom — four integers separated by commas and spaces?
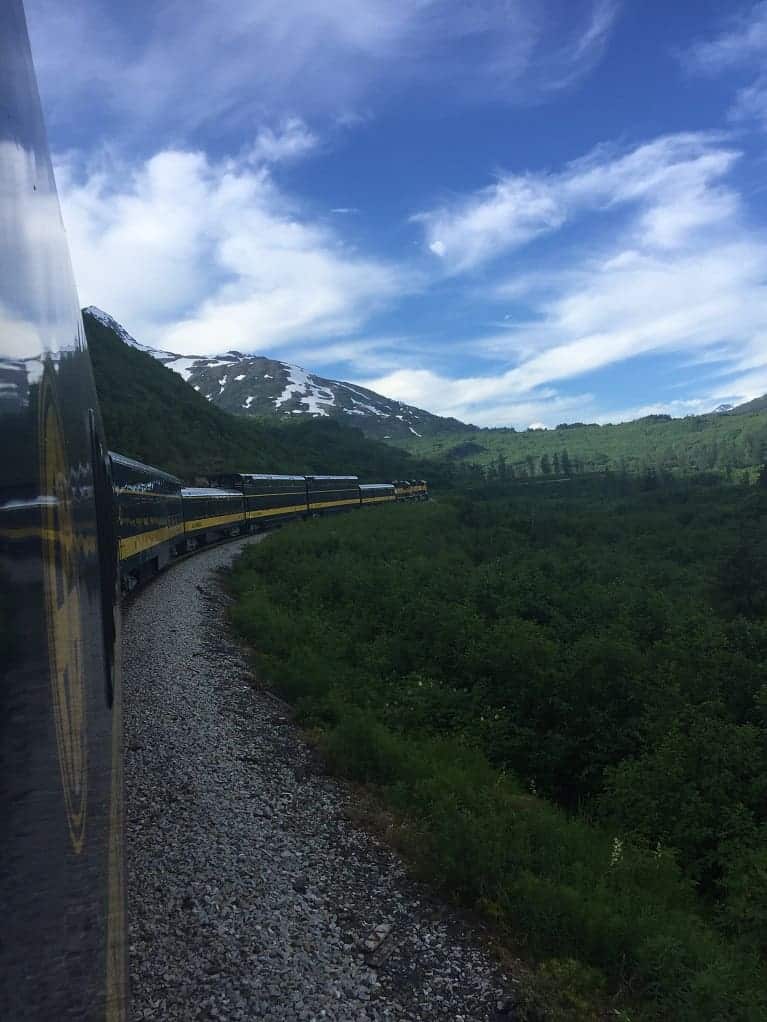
229, 472, 767, 1020
392, 408, 767, 482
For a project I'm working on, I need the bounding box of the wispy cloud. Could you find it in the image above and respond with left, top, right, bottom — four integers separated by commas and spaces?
365, 132, 767, 426
57, 147, 406, 355
684, 2, 767, 74
26, 0, 621, 150
683, 2, 767, 129
249, 118, 319, 164
415, 133, 738, 272
732, 77, 767, 128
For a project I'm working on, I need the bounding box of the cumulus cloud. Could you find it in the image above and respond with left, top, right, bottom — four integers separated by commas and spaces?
26, 0, 620, 148
57, 148, 405, 354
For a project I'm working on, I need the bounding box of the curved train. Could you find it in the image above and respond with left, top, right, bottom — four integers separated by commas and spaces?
0, 5, 426, 1017
112, 454, 428, 590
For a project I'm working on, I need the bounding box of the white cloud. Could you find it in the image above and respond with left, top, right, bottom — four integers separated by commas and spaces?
366, 132, 767, 427
732, 76, 767, 128
373, 235, 767, 425
683, 3, 767, 129
26, 0, 620, 146
249, 118, 318, 164
57, 148, 404, 354
684, 2, 767, 74
416, 133, 739, 271
275, 336, 418, 375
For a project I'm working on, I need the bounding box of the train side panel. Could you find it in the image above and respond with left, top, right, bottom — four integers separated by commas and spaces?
110, 451, 183, 588
306, 475, 359, 513
0, 3, 127, 1017
181, 487, 246, 544
210, 472, 309, 527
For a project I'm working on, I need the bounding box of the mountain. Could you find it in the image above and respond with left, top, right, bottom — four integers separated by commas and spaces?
81, 307, 450, 485
83, 307, 471, 441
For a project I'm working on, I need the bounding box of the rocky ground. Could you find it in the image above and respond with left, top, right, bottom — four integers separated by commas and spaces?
123, 537, 519, 1021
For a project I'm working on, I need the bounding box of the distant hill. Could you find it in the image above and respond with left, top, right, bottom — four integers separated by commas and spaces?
83, 307, 471, 442
729, 394, 767, 416
390, 408, 767, 479
82, 308, 444, 484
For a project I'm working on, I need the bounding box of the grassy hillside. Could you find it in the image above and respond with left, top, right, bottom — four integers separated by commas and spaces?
391, 409, 767, 480
84, 310, 444, 484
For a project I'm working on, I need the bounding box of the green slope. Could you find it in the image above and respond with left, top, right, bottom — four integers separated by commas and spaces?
731, 394, 767, 415
390, 409, 767, 478
84, 309, 443, 484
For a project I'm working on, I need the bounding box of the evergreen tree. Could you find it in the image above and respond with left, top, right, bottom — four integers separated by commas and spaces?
540, 453, 552, 475
561, 449, 572, 476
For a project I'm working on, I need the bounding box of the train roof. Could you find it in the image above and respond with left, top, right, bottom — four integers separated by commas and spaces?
359, 483, 394, 490
306, 474, 359, 481
228, 473, 307, 482
181, 487, 243, 498
109, 450, 182, 485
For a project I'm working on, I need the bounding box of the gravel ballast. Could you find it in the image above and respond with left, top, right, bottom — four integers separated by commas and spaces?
123, 536, 517, 1021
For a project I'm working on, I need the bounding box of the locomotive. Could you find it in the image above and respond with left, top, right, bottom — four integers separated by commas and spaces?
0, 6, 426, 1016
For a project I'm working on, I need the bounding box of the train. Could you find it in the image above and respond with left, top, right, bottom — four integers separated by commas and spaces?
0, 5, 426, 1017
112, 456, 428, 591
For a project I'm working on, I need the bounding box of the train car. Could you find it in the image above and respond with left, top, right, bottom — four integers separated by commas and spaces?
181, 487, 246, 546
306, 475, 360, 514
393, 479, 413, 501
110, 452, 183, 589
210, 472, 308, 527
0, 3, 128, 1017
360, 483, 396, 506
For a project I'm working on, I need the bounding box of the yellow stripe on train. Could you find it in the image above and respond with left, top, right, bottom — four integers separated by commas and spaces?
118, 522, 184, 560
307, 497, 360, 511
246, 503, 307, 519
183, 512, 244, 533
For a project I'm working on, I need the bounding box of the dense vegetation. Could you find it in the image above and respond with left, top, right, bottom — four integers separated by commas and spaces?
392, 408, 767, 482
84, 310, 444, 483
230, 474, 767, 1019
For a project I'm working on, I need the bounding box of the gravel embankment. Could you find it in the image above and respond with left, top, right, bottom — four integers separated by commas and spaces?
124, 537, 517, 1021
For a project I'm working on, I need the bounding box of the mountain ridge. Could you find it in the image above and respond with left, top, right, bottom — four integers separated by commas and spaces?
83, 307, 471, 441
81, 307, 449, 484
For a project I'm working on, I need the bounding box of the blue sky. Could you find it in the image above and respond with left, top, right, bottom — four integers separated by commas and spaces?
25, 0, 767, 427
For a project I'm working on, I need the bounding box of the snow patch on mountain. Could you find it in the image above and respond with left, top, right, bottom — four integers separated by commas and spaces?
274, 363, 335, 416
